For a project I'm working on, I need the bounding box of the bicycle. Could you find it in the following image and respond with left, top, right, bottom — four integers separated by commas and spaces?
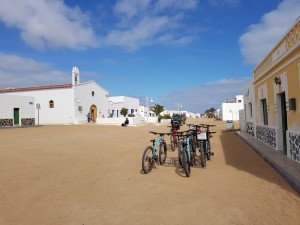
168, 119, 181, 151
196, 125, 216, 168
141, 131, 170, 174
198, 124, 216, 160
177, 131, 195, 177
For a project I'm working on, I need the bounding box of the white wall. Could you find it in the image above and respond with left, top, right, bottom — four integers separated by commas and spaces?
243, 82, 255, 123
97, 116, 145, 125
109, 96, 139, 117
0, 95, 35, 124
74, 81, 109, 123
1, 89, 74, 124
221, 102, 244, 121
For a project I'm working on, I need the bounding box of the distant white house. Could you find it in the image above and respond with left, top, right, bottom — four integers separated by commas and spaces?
220, 95, 244, 121
214, 109, 221, 120
108, 96, 139, 117
0, 67, 109, 125
0, 95, 35, 126
161, 110, 200, 118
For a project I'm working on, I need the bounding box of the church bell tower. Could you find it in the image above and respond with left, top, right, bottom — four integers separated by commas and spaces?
72, 67, 80, 85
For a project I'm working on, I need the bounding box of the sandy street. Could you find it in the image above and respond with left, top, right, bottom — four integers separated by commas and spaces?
0, 118, 299, 225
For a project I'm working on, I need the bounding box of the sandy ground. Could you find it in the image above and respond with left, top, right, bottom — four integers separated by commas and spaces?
0, 118, 299, 225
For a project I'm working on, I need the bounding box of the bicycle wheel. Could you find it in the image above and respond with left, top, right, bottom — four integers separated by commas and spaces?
206, 141, 211, 160
159, 142, 167, 165
178, 142, 183, 166
142, 146, 155, 174
199, 142, 206, 168
182, 147, 191, 177
190, 148, 196, 167
191, 136, 197, 152
170, 134, 175, 151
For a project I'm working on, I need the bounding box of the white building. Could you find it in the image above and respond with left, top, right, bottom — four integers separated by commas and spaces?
240, 82, 256, 136
220, 95, 244, 121
108, 96, 139, 117
0, 95, 35, 126
0, 67, 109, 125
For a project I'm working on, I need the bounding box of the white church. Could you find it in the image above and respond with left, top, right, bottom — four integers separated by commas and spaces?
0, 67, 110, 125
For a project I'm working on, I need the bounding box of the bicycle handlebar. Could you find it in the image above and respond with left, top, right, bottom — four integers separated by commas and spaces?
149, 131, 171, 136
199, 124, 216, 127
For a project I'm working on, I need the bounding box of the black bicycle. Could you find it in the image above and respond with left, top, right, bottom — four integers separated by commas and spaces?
177, 131, 196, 177
198, 124, 216, 160
142, 132, 170, 174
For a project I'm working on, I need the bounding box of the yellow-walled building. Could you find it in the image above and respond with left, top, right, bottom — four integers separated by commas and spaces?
243, 17, 300, 163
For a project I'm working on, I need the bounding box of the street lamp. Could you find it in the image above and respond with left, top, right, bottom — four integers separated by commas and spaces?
146, 96, 153, 123
176, 103, 183, 112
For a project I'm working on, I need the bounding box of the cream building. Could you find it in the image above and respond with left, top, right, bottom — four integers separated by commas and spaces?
242, 17, 300, 163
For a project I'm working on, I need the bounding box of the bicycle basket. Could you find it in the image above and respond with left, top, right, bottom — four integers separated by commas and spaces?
189, 125, 196, 131
172, 120, 180, 129
197, 132, 207, 141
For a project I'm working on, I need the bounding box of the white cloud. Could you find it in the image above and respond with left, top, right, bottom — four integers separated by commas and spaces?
106, 15, 180, 49
0, 52, 70, 88
108, 0, 198, 49
239, 0, 300, 65
0, 0, 198, 51
114, 0, 151, 19
0, 0, 98, 50
161, 77, 251, 113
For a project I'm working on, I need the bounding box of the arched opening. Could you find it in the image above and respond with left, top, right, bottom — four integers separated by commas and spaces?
90, 105, 97, 122
49, 100, 54, 108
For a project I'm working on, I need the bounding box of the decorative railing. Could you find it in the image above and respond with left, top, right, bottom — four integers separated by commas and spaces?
254, 18, 300, 80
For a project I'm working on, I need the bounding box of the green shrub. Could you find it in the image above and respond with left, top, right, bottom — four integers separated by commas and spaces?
162, 114, 171, 119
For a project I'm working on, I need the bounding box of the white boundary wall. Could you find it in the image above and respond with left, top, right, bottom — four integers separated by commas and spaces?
97, 117, 145, 126
0, 95, 35, 120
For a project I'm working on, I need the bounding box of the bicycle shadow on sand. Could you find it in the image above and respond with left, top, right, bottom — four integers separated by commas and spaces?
164, 156, 206, 177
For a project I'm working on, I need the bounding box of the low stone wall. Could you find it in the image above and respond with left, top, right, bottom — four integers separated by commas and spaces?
21, 118, 35, 126
97, 117, 145, 126
256, 125, 277, 148
161, 119, 171, 123
245, 121, 255, 137
0, 119, 13, 127
288, 131, 300, 163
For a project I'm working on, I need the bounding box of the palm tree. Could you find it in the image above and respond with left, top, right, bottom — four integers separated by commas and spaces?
150, 104, 165, 122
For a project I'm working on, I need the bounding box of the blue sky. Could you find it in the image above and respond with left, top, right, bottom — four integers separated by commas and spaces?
0, 0, 299, 113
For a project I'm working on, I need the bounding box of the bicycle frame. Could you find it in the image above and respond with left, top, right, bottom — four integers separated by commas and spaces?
152, 135, 164, 157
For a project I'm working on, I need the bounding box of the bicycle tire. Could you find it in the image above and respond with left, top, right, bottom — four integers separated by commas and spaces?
142, 146, 155, 174
182, 146, 191, 177
178, 142, 183, 166
170, 134, 175, 151
159, 142, 167, 165
200, 142, 206, 168
206, 141, 211, 160
191, 148, 196, 167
